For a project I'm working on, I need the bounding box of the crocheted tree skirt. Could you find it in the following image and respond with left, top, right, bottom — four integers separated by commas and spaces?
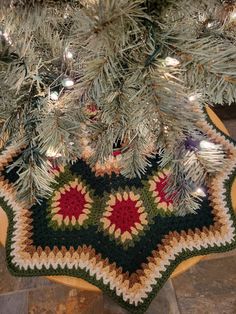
0, 112, 236, 314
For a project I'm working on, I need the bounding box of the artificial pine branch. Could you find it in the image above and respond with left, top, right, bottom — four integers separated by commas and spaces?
0, 0, 234, 213
157, 0, 236, 104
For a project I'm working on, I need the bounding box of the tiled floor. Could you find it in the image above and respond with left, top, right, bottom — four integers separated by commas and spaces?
0, 111, 235, 314
173, 253, 236, 314
0, 246, 236, 314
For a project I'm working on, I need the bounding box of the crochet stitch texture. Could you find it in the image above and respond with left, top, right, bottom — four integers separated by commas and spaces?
0, 110, 236, 313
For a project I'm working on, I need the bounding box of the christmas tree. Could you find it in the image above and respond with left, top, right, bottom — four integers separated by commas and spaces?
0, 0, 235, 214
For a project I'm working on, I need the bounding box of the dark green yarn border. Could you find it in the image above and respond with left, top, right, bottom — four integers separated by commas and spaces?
1, 107, 236, 314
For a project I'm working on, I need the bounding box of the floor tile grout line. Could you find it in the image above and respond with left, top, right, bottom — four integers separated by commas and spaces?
169, 279, 181, 314
0, 284, 60, 296
26, 290, 29, 314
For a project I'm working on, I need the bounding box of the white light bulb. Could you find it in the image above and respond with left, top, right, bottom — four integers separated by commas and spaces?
230, 11, 236, 21
0, 30, 12, 45
62, 78, 74, 88
64, 50, 73, 59
188, 94, 201, 102
207, 22, 214, 28
195, 188, 206, 197
188, 95, 196, 102
165, 57, 180, 67
50, 91, 59, 101
46, 148, 62, 158
199, 140, 216, 150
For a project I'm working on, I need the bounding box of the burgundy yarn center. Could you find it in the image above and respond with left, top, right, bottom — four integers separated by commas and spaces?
155, 176, 173, 205
58, 187, 86, 219
109, 198, 141, 233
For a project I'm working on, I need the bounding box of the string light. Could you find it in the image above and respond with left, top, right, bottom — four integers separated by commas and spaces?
50, 91, 59, 101
230, 11, 236, 22
207, 22, 214, 28
0, 30, 12, 45
63, 12, 69, 19
165, 57, 180, 67
62, 78, 74, 88
188, 93, 201, 102
46, 148, 62, 158
164, 126, 169, 134
64, 48, 73, 60
185, 137, 199, 151
65, 51, 73, 59
195, 187, 206, 197
199, 140, 216, 150
188, 95, 196, 102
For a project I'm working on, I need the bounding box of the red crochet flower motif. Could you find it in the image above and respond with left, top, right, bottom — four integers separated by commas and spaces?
148, 169, 174, 212
100, 191, 148, 243
50, 179, 93, 227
